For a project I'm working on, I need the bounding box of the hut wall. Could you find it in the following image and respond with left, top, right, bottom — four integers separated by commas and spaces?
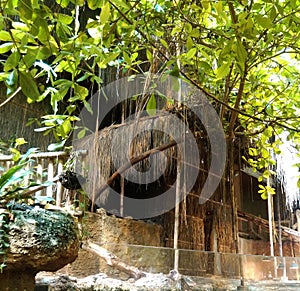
0, 85, 54, 151
163, 188, 237, 254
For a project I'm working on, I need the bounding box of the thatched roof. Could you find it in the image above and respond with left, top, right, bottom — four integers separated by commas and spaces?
73, 112, 205, 214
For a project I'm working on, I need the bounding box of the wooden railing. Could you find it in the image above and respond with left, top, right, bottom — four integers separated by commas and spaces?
0, 151, 69, 205
238, 210, 300, 240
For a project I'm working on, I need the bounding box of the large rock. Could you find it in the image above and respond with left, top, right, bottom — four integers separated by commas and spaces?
0, 207, 79, 291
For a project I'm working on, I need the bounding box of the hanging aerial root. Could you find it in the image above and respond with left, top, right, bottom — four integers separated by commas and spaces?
81, 240, 145, 279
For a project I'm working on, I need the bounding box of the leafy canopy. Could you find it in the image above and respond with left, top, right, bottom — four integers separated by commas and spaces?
0, 0, 299, 196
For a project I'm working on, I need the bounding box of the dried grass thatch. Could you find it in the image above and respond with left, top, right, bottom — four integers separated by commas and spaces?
74, 112, 202, 208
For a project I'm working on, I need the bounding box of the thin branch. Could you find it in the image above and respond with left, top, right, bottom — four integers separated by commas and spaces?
0, 87, 21, 108
248, 49, 288, 71
103, 1, 300, 134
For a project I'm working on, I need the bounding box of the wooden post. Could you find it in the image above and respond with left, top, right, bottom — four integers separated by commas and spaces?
229, 141, 239, 253
228, 140, 241, 282
56, 159, 64, 206
173, 49, 181, 272
173, 160, 181, 272
267, 177, 274, 257
277, 189, 283, 279
47, 159, 54, 197
35, 160, 43, 199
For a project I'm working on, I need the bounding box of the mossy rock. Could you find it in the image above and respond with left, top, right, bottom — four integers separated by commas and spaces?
0, 207, 79, 291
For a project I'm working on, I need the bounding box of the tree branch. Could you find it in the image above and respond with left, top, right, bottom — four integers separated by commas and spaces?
98, 1, 300, 133
82, 240, 145, 279
0, 87, 21, 108
96, 140, 178, 196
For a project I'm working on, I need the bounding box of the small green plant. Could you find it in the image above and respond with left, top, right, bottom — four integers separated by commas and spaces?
0, 210, 9, 273
0, 147, 52, 272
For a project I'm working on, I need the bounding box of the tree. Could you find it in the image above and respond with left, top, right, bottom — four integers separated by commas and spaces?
0, 0, 299, 196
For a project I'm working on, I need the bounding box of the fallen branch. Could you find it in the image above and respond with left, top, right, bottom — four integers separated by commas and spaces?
82, 240, 145, 279
97, 140, 178, 196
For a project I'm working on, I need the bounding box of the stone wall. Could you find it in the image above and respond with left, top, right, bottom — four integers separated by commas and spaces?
56, 210, 169, 278
50, 210, 300, 281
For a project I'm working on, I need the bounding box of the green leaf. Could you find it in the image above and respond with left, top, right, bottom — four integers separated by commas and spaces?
83, 99, 93, 114
184, 22, 192, 33
58, 119, 72, 138
0, 31, 12, 41
215, 1, 223, 15
19, 71, 40, 102
56, 13, 74, 25
123, 51, 131, 64
100, 3, 110, 25
146, 49, 153, 62
12, 21, 30, 31
22, 51, 38, 68
262, 169, 270, 178
131, 52, 138, 62
56, 0, 70, 8
186, 36, 194, 50
98, 52, 120, 68
4, 52, 20, 72
15, 138, 27, 146
71, 0, 84, 5
255, 15, 272, 29
87, 0, 101, 9
19, 147, 38, 163
37, 18, 50, 42
0, 163, 25, 191
261, 192, 268, 200
160, 39, 169, 49
236, 39, 247, 66
19, 0, 33, 20
186, 47, 197, 59
34, 126, 55, 132
261, 148, 269, 159
249, 147, 258, 156
77, 128, 86, 139
202, 1, 210, 10
72, 83, 89, 101
146, 94, 157, 116
0, 43, 13, 54
47, 140, 66, 151
110, 0, 130, 9
6, 70, 18, 87
216, 63, 230, 79
10, 148, 21, 162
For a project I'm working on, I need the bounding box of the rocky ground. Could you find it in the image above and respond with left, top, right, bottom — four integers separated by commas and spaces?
35, 272, 241, 291
35, 272, 300, 291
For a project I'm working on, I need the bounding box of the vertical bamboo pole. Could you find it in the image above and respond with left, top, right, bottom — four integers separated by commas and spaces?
35, 160, 43, 200
173, 46, 181, 272
229, 142, 239, 253
56, 159, 64, 206
120, 81, 125, 217
277, 191, 283, 279
228, 141, 241, 282
47, 159, 54, 197
267, 175, 277, 279
174, 158, 181, 272
267, 177, 274, 257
